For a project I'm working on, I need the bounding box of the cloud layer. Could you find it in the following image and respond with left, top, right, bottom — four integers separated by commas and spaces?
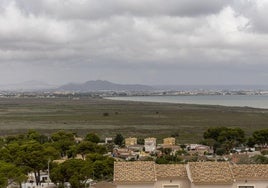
0, 0, 268, 85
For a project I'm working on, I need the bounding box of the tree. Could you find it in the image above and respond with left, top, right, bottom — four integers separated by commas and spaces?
27, 130, 41, 142
51, 159, 93, 188
85, 133, 100, 143
114, 133, 124, 146
0, 142, 21, 163
252, 129, 268, 146
137, 138, 144, 145
203, 127, 228, 142
85, 154, 114, 181
43, 144, 61, 160
203, 127, 245, 154
77, 141, 96, 159
77, 141, 107, 159
0, 140, 50, 186
86, 153, 106, 162
217, 128, 245, 144
18, 141, 49, 185
0, 160, 27, 187
26, 130, 49, 144
93, 157, 114, 180
51, 130, 76, 157
215, 148, 225, 156
247, 137, 256, 148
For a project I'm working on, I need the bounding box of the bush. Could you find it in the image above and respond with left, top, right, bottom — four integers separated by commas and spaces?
261, 150, 268, 155
215, 148, 225, 156
103, 112, 109, 116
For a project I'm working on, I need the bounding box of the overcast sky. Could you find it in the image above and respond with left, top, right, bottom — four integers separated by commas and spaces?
0, 0, 268, 86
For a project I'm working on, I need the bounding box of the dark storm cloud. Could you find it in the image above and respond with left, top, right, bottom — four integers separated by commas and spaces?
0, 0, 267, 85
15, 0, 230, 19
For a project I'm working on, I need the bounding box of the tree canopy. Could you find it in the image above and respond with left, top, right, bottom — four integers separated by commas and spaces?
203, 127, 246, 154
252, 129, 268, 146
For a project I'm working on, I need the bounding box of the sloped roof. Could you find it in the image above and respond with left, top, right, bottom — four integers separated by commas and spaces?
113, 161, 156, 183
156, 164, 187, 179
188, 162, 234, 184
232, 164, 268, 180
114, 161, 268, 185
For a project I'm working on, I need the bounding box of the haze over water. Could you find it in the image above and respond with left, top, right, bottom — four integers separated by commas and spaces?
107, 95, 268, 109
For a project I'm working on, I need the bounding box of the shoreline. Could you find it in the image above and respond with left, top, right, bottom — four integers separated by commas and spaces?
105, 95, 268, 110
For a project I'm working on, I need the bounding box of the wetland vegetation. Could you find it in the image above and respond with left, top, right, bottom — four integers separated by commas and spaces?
0, 97, 267, 143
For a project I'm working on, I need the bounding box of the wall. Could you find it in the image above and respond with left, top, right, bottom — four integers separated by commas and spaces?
234, 180, 268, 188
117, 183, 155, 188
155, 178, 190, 188
190, 184, 232, 188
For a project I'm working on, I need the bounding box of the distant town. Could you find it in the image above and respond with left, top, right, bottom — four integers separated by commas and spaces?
1, 80, 268, 98
1, 88, 268, 100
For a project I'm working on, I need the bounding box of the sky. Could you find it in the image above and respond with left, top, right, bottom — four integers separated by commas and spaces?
0, 0, 268, 86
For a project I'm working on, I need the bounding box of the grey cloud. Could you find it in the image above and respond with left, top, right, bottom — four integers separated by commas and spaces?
232, 0, 268, 33
14, 0, 230, 19
0, 0, 268, 85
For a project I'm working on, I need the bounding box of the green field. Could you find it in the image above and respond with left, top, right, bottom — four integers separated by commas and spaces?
0, 97, 267, 143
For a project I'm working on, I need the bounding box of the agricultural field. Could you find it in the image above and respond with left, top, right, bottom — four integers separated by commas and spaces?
0, 97, 267, 143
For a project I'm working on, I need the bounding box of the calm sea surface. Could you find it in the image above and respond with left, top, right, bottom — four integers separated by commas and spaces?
106, 95, 268, 109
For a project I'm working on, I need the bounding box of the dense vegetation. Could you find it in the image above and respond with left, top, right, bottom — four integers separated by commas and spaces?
0, 130, 113, 188
155, 127, 268, 164
202, 127, 268, 155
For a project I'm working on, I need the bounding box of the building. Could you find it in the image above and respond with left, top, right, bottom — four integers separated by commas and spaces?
144, 137, 157, 152
105, 137, 113, 144
125, 137, 137, 147
187, 144, 212, 155
161, 145, 181, 155
163, 137, 175, 146
113, 148, 139, 161
114, 161, 268, 188
21, 171, 55, 188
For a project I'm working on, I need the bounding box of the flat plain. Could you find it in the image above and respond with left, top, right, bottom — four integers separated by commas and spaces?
0, 97, 267, 143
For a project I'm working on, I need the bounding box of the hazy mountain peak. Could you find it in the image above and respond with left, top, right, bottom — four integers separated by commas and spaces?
58, 80, 154, 92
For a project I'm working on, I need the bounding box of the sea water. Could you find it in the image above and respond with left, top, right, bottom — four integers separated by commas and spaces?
106, 95, 268, 109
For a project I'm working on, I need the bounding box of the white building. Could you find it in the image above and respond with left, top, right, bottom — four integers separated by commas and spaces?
144, 137, 157, 153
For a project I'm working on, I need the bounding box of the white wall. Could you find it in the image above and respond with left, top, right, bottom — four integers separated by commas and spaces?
116, 179, 268, 188
234, 180, 268, 188
191, 184, 232, 188
155, 178, 191, 188
117, 183, 155, 188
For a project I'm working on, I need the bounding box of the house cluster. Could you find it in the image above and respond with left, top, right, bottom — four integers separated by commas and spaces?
112, 137, 213, 160
114, 161, 268, 188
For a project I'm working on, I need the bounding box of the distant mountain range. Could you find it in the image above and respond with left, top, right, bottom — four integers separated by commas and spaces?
57, 80, 154, 92
1, 80, 268, 92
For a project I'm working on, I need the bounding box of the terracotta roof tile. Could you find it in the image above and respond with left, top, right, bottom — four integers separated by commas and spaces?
113, 161, 156, 183
232, 164, 268, 180
156, 164, 187, 179
188, 162, 234, 184
114, 161, 268, 184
